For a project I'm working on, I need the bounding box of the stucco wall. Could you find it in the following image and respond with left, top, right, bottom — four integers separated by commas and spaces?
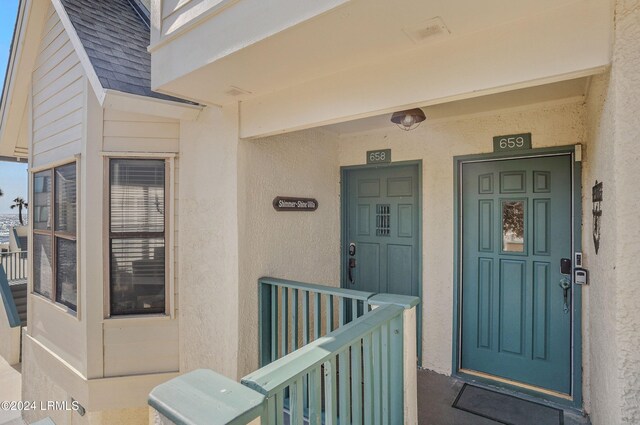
338, 101, 586, 376
612, 1, 640, 420
583, 72, 619, 423
236, 129, 341, 377
585, 1, 640, 423
178, 105, 241, 378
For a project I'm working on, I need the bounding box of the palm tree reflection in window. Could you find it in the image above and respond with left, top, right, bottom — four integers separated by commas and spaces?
502, 201, 525, 252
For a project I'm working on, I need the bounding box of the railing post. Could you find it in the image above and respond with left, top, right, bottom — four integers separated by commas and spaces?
369, 294, 420, 425
259, 279, 272, 367
149, 369, 266, 425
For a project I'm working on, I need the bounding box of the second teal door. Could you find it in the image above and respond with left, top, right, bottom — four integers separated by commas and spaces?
461, 155, 573, 394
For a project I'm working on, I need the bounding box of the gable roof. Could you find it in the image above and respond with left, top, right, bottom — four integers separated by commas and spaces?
60, 0, 192, 104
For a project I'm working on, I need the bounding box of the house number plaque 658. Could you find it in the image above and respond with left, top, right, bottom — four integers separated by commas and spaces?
493, 133, 532, 152
367, 149, 391, 164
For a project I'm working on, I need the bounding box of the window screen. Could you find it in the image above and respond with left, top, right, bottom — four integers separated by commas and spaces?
56, 238, 77, 310
32, 162, 77, 312
33, 171, 51, 230
33, 234, 53, 298
55, 164, 77, 234
109, 159, 166, 315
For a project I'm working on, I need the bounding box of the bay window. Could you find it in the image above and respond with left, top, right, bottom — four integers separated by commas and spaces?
109, 159, 167, 316
32, 162, 77, 312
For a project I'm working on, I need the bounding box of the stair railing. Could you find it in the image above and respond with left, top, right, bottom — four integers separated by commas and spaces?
150, 278, 419, 425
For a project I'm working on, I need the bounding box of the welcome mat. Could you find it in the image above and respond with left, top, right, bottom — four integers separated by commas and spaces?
452, 384, 564, 425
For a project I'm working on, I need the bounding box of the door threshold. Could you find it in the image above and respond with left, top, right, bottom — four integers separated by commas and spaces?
459, 368, 572, 401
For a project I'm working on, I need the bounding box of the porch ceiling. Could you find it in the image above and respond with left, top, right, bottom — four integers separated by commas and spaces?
153, 0, 591, 106
322, 77, 590, 136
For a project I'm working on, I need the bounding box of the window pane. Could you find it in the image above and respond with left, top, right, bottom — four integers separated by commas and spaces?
110, 238, 165, 315
33, 234, 53, 297
110, 160, 165, 233
502, 201, 525, 252
55, 163, 77, 234
33, 171, 52, 230
56, 238, 77, 311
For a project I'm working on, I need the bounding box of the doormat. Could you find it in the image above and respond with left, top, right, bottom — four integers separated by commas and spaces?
452, 384, 564, 425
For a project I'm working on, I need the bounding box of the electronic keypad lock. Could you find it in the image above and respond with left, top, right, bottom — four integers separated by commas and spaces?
560, 258, 572, 275
574, 268, 588, 285
349, 243, 356, 256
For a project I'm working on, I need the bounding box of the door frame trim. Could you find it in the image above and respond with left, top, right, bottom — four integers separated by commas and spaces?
452, 145, 583, 409
340, 160, 423, 364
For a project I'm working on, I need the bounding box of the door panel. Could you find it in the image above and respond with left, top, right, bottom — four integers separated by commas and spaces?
461, 155, 572, 394
345, 165, 419, 299
357, 242, 381, 293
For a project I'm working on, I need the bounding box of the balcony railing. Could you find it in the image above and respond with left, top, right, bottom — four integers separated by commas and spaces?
150, 277, 419, 425
0, 251, 28, 281
259, 277, 375, 366
0, 265, 22, 328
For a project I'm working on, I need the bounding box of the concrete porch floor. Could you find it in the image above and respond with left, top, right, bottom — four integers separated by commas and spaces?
1, 354, 591, 425
417, 369, 590, 425
0, 356, 23, 425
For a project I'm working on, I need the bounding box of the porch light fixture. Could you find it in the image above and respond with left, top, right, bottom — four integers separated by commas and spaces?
391, 108, 426, 131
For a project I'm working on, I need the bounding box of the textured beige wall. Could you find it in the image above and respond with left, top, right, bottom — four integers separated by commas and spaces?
612, 2, 640, 421
584, 1, 640, 423
236, 129, 341, 377
178, 105, 241, 378
338, 101, 586, 375
583, 72, 618, 423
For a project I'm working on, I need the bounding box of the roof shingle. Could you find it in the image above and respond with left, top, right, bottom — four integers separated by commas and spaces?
60, 0, 192, 104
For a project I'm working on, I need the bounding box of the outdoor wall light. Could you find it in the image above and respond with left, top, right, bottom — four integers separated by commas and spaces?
391, 108, 426, 131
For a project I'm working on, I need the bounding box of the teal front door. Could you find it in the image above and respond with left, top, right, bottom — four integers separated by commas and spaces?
460, 155, 573, 394
343, 164, 420, 298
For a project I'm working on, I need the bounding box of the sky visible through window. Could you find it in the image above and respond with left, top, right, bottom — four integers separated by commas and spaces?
0, 0, 28, 214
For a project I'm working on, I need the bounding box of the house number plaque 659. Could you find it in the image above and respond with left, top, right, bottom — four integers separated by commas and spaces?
493, 133, 532, 152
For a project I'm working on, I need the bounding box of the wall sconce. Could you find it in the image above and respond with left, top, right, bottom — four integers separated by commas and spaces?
391, 108, 426, 131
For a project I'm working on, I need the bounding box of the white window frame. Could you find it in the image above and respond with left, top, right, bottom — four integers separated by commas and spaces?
30, 159, 79, 316
103, 153, 175, 319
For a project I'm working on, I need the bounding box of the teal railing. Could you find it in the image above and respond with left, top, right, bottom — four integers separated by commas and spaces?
245, 302, 406, 424
150, 278, 419, 425
0, 265, 21, 328
0, 251, 28, 281
259, 277, 375, 366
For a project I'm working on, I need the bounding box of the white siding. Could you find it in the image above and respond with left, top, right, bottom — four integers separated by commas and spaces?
102, 109, 180, 153
102, 108, 180, 377
28, 6, 86, 375
32, 6, 83, 169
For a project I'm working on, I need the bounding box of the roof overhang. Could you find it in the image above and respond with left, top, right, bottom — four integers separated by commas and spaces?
151, 0, 613, 110
0, 0, 201, 157
0, 0, 49, 160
